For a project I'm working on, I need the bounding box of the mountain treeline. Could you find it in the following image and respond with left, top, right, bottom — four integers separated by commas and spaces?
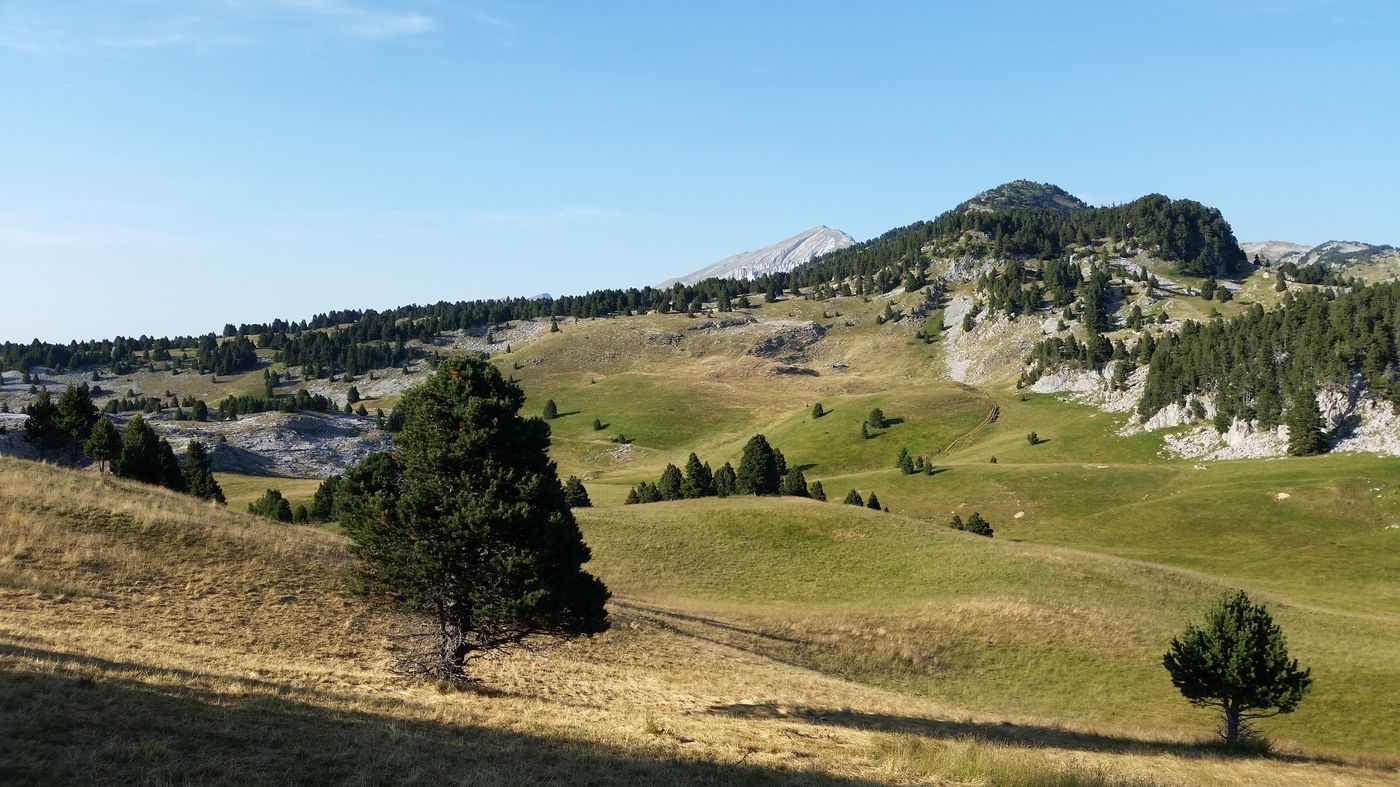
1135, 283, 1400, 424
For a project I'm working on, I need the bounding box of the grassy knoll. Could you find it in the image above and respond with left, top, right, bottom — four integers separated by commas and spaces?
576, 498, 1400, 757
3, 458, 1396, 785
214, 472, 325, 513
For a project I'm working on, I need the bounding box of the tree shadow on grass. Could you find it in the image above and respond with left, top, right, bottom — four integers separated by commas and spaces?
0, 640, 884, 787
554, 410, 583, 418
705, 703, 1356, 768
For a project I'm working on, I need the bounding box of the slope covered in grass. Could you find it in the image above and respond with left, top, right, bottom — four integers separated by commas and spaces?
3, 458, 1396, 784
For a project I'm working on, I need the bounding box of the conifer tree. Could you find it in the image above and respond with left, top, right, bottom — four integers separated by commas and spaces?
346, 385, 361, 405
624, 487, 640, 505
23, 388, 64, 457
811, 402, 825, 419
562, 475, 592, 508
868, 408, 886, 429
779, 468, 810, 497
735, 434, 780, 495
948, 514, 964, 531
714, 462, 737, 497
157, 439, 187, 493
810, 481, 827, 502
680, 452, 714, 498
114, 415, 164, 484
248, 489, 293, 521
83, 417, 121, 473
543, 399, 558, 419
843, 489, 863, 506
55, 383, 98, 459
592, 417, 604, 431
335, 355, 608, 682
1163, 591, 1312, 745
182, 441, 225, 503
866, 491, 881, 510
1286, 388, 1328, 456
897, 447, 914, 474
658, 463, 683, 500
312, 475, 341, 520
964, 512, 993, 537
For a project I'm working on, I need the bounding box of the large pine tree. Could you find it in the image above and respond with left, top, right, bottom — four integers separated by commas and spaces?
336, 355, 609, 683
735, 434, 780, 495
1285, 388, 1328, 457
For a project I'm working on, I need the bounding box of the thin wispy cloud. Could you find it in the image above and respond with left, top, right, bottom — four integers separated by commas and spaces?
0, 1, 450, 54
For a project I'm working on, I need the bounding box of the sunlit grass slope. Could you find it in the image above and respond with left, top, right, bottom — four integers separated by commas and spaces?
3, 458, 1397, 785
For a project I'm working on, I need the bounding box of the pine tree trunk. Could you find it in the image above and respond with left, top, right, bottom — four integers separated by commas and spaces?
1224, 704, 1241, 744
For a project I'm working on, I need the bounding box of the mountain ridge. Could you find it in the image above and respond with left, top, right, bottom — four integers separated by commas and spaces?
659, 225, 855, 287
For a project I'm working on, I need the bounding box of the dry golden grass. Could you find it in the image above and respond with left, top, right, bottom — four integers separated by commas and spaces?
2, 457, 1396, 785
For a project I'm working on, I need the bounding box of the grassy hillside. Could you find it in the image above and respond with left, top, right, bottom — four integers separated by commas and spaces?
3, 458, 1398, 785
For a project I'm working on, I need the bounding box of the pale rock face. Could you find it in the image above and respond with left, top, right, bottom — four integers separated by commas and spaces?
659, 226, 855, 287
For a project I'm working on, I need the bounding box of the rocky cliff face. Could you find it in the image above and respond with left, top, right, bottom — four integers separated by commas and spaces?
660, 226, 855, 287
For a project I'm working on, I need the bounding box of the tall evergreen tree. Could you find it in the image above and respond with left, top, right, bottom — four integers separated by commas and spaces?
714, 462, 737, 497
157, 439, 188, 493
335, 355, 609, 682
896, 447, 914, 474
810, 480, 827, 502
1285, 388, 1328, 456
311, 475, 341, 521
735, 434, 781, 495
55, 383, 98, 460
23, 388, 64, 457
843, 489, 863, 506
680, 452, 714, 498
866, 491, 881, 510
114, 415, 163, 484
658, 463, 683, 500
182, 441, 225, 503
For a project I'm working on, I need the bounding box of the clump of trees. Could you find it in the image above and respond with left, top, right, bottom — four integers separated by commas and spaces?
624, 436, 816, 503
248, 489, 293, 522
948, 512, 993, 537
1163, 591, 1311, 746
334, 355, 609, 683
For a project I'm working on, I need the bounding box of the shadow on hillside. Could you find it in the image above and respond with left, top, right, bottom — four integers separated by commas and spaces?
1, 641, 883, 786
705, 703, 1351, 767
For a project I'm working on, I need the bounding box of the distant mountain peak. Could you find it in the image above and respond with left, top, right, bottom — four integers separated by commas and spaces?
955, 180, 1091, 215
661, 226, 855, 287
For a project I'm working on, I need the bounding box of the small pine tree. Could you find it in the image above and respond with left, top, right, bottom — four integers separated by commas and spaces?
543, 399, 558, 420
1163, 591, 1312, 745
1026, 432, 1041, 445
843, 489, 863, 506
860, 422, 871, 440
811, 402, 825, 419
810, 481, 827, 502
182, 441, 226, 503
779, 468, 809, 498
83, 417, 121, 473
248, 489, 293, 522
868, 408, 886, 429
294, 504, 310, 523
714, 462, 737, 497
624, 487, 640, 505
592, 417, 604, 431
866, 491, 881, 510
948, 514, 964, 531
311, 475, 341, 521
563, 475, 592, 508
346, 386, 361, 405
896, 447, 914, 474
963, 512, 993, 537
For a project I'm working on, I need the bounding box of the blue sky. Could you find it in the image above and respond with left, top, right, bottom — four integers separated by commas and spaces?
2, 1, 1397, 343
